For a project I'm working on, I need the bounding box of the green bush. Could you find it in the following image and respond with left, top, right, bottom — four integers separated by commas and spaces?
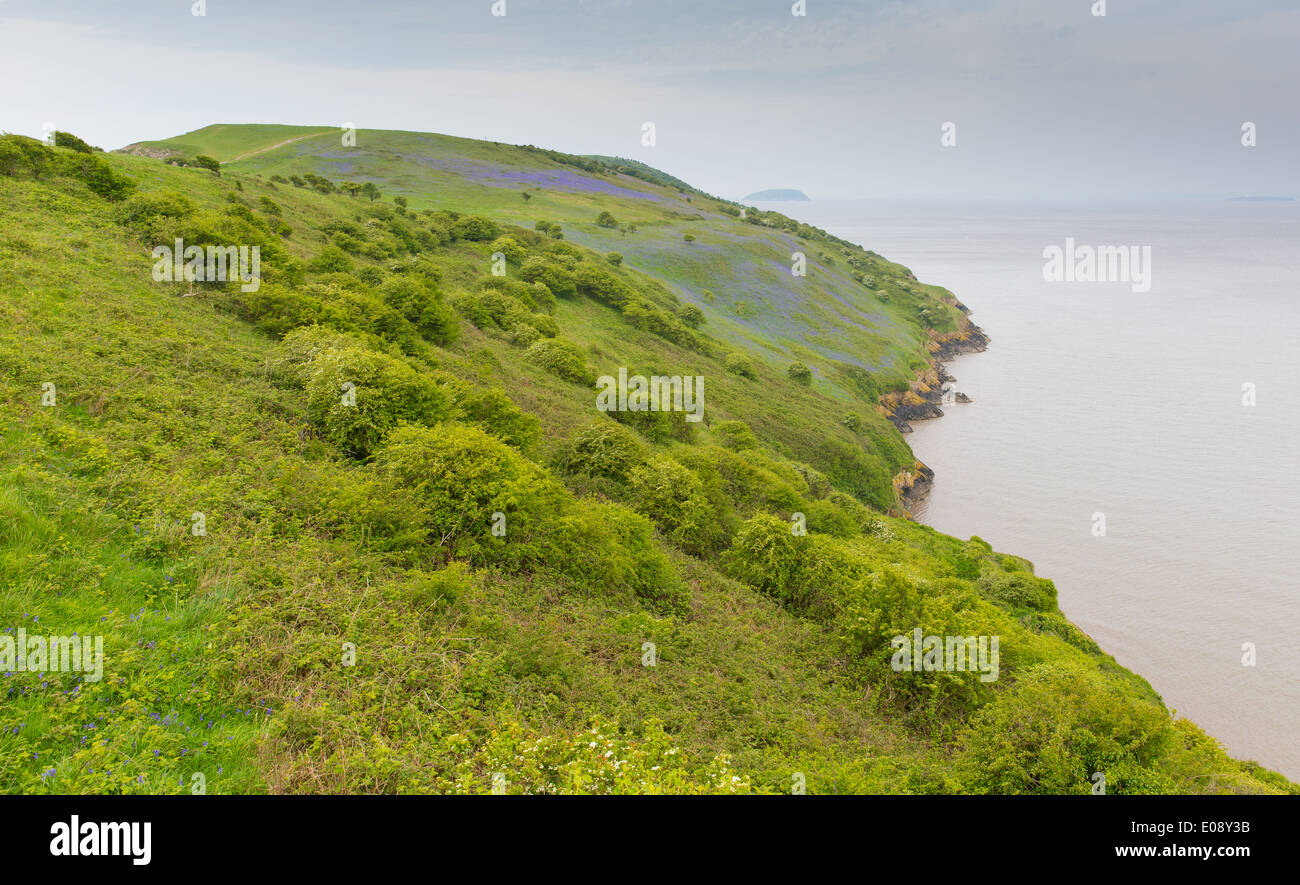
233, 282, 324, 338
787, 362, 813, 385
630, 456, 726, 555
52, 131, 96, 153
451, 215, 500, 241
546, 499, 686, 613
724, 352, 757, 380
489, 235, 527, 265
378, 276, 459, 345
292, 334, 451, 457
977, 570, 1057, 613
523, 338, 590, 384
374, 423, 562, 564
724, 513, 841, 613
62, 153, 135, 200
958, 662, 1175, 794
308, 245, 354, 273
713, 420, 759, 451
519, 257, 577, 299
559, 421, 646, 483
457, 387, 540, 451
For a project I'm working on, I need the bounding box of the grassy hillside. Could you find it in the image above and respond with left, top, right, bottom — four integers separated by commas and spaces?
0, 127, 1292, 795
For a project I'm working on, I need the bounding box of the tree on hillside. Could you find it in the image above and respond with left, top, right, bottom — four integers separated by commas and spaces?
522, 191, 532, 202
679, 304, 705, 328
596, 210, 618, 228
683, 233, 695, 244
787, 362, 813, 386
53, 131, 97, 153
18, 139, 53, 179
194, 154, 221, 175
361, 182, 381, 201
394, 195, 408, 215
342, 182, 361, 198
0, 139, 21, 176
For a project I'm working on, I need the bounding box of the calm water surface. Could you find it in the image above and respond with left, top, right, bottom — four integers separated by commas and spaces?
787, 199, 1300, 780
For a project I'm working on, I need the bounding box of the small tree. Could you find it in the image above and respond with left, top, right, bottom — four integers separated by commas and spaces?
53, 131, 96, 153
683, 233, 695, 244
18, 140, 53, 179
522, 191, 532, 202
194, 154, 221, 175
361, 182, 381, 201
596, 210, 618, 228
787, 362, 813, 386
393, 195, 408, 214
0, 139, 21, 176
606, 252, 623, 266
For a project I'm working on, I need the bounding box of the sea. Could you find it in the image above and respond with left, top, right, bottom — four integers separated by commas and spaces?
777, 198, 1300, 781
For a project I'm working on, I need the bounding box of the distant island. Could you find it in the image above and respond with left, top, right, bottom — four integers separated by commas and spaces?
1229, 195, 1296, 202
744, 188, 810, 201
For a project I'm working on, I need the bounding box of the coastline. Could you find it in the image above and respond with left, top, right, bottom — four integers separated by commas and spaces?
880, 305, 989, 518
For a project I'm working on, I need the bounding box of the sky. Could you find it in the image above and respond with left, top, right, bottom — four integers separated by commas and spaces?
1, 0, 1297, 200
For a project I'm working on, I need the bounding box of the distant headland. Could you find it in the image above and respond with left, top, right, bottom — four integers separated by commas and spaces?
743, 188, 810, 201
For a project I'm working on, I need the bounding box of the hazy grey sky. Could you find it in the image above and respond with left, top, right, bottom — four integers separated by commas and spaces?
1, 0, 1296, 199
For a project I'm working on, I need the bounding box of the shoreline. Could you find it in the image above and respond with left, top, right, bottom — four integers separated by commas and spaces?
879, 305, 989, 518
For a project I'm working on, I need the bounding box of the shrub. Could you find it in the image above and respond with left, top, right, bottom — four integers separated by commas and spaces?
451, 215, 500, 241
977, 570, 1057, 613
630, 456, 726, 555
724, 513, 840, 613
519, 257, 577, 299
606, 252, 623, 266
0, 139, 22, 176
957, 662, 1175, 794
559, 421, 646, 483
713, 420, 759, 451
723, 352, 757, 380
52, 130, 96, 153
308, 245, 354, 273
787, 362, 813, 385
374, 423, 562, 564
296, 337, 451, 457
233, 282, 324, 338
546, 500, 686, 613
596, 211, 618, 228
62, 152, 135, 200
523, 338, 590, 385
678, 304, 705, 328
378, 276, 459, 345
489, 235, 527, 265
573, 264, 629, 308
457, 387, 540, 451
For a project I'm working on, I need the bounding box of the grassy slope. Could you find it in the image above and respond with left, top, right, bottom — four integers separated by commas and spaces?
0, 128, 1292, 795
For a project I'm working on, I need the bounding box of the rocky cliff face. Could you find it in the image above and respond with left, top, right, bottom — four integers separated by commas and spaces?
881, 319, 989, 516
877, 322, 989, 432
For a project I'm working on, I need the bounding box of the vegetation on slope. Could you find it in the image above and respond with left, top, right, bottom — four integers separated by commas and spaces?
0, 129, 1292, 795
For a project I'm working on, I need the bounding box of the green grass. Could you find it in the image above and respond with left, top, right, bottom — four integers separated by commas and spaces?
0, 127, 1292, 795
